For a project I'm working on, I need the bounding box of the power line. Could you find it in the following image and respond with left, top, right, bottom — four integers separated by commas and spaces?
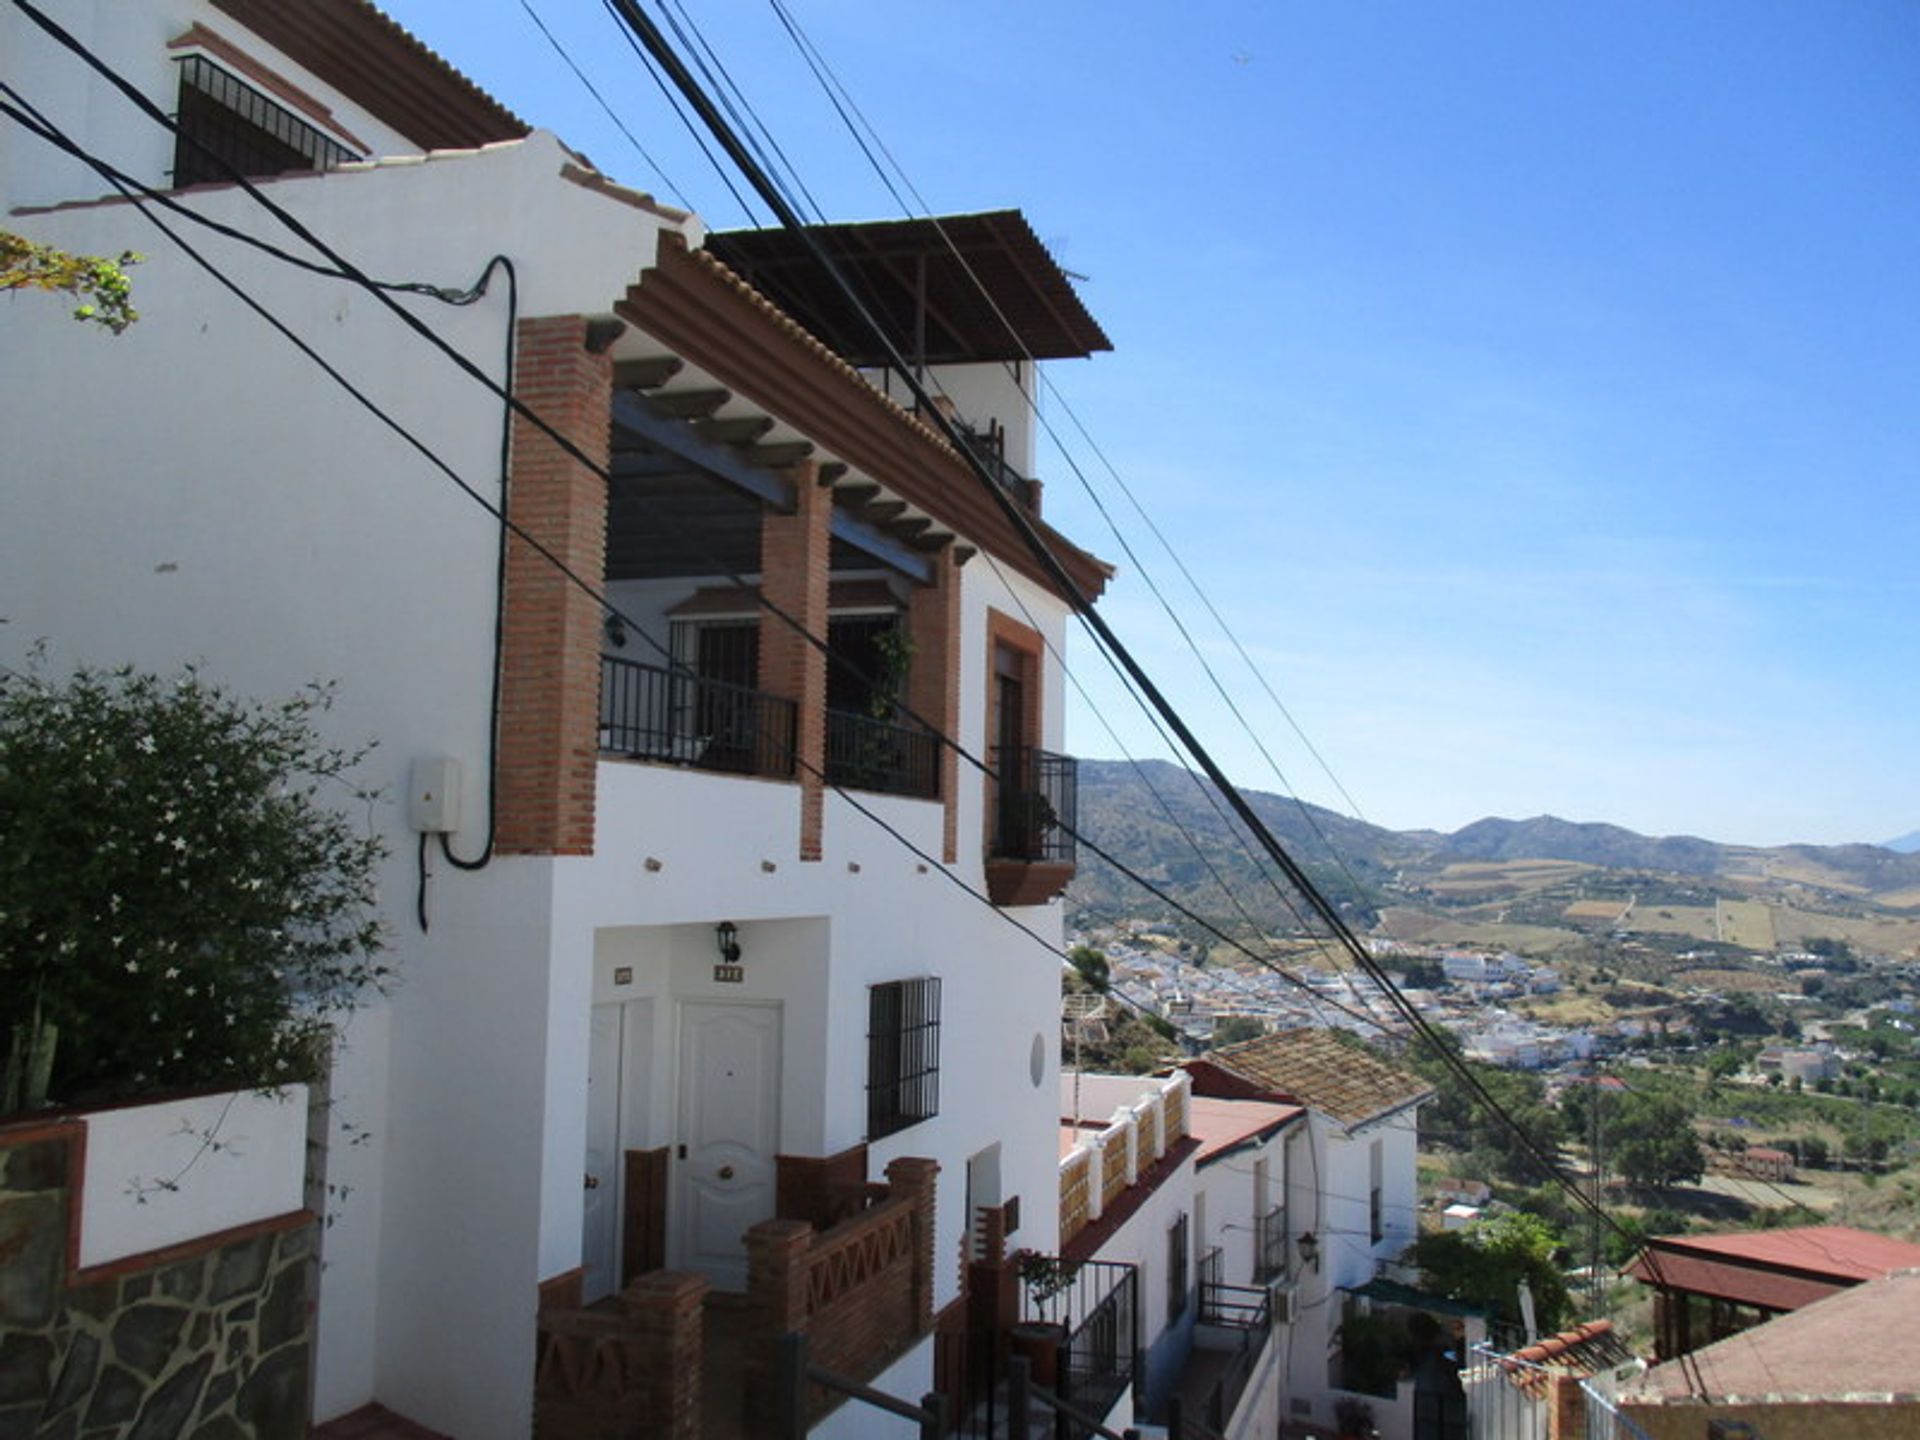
605, 0, 1689, 1315
515, 0, 690, 209
759, 0, 1403, 1005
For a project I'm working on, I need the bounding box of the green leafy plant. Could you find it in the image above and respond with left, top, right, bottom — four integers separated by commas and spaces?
0, 661, 390, 1109
1, 230, 141, 333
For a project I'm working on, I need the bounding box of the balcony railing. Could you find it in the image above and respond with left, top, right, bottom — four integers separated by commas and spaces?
1019, 1257, 1139, 1436
599, 654, 795, 779
825, 708, 940, 799
989, 747, 1077, 863
1254, 1205, 1289, 1284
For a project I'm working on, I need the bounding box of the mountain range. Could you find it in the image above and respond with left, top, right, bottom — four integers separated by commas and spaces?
1068, 759, 1920, 951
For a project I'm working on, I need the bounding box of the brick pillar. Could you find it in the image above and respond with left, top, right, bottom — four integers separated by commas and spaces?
886, 1156, 941, 1336
1546, 1372, 1587, 1440
758, 461, 829, 860
622, 1270, 709, 1440
744, 1218, 815, 1433
906, 547, 962, 863
498, 314, 611, 856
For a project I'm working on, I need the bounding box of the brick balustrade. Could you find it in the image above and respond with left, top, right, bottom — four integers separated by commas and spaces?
742, 1156, 939, 1432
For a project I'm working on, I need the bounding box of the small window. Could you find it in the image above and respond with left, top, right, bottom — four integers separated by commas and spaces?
172, 54, 358, 186
867, 977, 940, 1140
1167, 1212, 1190, 1323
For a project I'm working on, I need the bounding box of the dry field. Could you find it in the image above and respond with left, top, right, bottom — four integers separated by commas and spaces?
1670, 967, 1781, 995
1715, 899, 1777, 950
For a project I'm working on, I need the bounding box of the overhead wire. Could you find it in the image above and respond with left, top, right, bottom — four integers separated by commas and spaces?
604, 0, 1701, 1338
515, 0, 691, 209
15, 0, 1680, 1360
763, 0, 1401, 1010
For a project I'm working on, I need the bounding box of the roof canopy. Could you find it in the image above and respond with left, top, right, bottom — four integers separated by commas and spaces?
705, 211, 1111, 367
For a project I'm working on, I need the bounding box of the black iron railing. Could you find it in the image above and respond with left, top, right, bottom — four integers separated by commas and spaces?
1254, 1206, 1289, 1284
1198, 1248, 1271, 1332
1020, 1258, 1138, 1437
990, 747, 1077, 864
599, 655, 796, 778
826, 708, 941, 799
956, 421, 1039, 512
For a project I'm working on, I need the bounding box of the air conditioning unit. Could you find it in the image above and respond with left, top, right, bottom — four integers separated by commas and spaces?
1267, 1280, 1298, 1327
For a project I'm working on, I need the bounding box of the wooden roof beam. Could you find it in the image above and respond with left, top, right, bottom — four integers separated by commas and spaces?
648, 387, 730, 420
613, 355, 684, 390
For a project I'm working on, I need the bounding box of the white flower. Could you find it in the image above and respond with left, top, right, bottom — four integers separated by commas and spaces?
124, 960, 139, 974
136, 735, 156, 754
163, 967, 179, 980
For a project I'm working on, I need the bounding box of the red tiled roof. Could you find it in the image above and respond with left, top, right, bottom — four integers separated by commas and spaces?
1626, 1226, 1920, 1312
1628, 1269, 1920, 1402
1626, 1248, 1844, 1313
1651, 1226, 1920, 1282
1188, 1096, 1303, 1167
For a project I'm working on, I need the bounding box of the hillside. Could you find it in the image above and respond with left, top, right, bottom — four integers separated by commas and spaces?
1068, 759, 1920, 958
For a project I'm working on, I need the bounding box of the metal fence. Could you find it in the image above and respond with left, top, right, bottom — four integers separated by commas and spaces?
990, 746, 1078, 863
826, 707, 941, 798
599, 654, 796, 778
1021, 1258, 1140, 1437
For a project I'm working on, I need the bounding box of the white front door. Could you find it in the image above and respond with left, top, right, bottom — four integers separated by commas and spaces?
582, 1004, 625, 1303
674, 1000, 782, 1289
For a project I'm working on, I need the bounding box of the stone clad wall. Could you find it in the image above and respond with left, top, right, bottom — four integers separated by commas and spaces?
0, 1122, 313, 1440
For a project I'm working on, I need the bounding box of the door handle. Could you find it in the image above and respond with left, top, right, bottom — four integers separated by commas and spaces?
584, 1173, 600, 1190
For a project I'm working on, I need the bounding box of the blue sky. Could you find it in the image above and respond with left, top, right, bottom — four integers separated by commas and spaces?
385, 1, 1918, 848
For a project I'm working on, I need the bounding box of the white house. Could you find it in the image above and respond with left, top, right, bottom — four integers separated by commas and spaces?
1052, 1070, 1304, 1439
1179, 1029, 1442, 1439
3, 3, 1118, 1436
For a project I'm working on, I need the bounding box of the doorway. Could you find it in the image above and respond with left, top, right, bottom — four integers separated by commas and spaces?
582, 998, 654, 1304
673, 1000, 783, 1289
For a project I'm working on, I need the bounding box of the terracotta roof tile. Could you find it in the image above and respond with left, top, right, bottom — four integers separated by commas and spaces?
1196, 1029, 1435, 1128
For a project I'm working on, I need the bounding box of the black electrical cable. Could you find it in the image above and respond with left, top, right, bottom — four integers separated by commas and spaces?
606, 0, 1682, 1294
516, 0, 691, 210
768, 0, 1391, 940
2, 17, 1384, 1037
594, 0, 761, 225
12, 12, 1668, 1327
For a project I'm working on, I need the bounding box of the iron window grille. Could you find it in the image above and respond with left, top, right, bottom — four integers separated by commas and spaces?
867, 977, 940, 1140
171, 54, 359, 187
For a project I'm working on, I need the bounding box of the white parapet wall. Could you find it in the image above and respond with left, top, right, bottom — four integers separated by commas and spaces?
76, 1084, 309, 1269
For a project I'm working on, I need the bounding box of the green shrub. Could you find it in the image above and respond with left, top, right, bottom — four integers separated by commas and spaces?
1, 663, 388, 1108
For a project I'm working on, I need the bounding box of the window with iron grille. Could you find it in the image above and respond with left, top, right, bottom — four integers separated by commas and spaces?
171, 54, 359, 187
1167, 1212, 1189, 1323
867, 977, 940, 1140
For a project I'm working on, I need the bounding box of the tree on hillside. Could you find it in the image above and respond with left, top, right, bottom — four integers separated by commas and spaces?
1211, 1015, 1266, 1047
1610, 1093, 1705, 1189
1412, 1033, 1566, 1185
1412, 1212, 1573, 1334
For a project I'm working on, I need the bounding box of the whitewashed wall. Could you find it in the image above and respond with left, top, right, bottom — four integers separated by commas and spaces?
2, 130, 683, 1440
76, 1085, 308, 1268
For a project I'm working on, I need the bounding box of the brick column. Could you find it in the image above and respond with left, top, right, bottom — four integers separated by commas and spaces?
758, 461, 829, 860
744, 1218, 815, 1433
906, 547, 962, 862
886, 1156, 941, 1336
1546, 1372, 1587, 1440
622, 1270, 709, 1440
498, 315, 611, 856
